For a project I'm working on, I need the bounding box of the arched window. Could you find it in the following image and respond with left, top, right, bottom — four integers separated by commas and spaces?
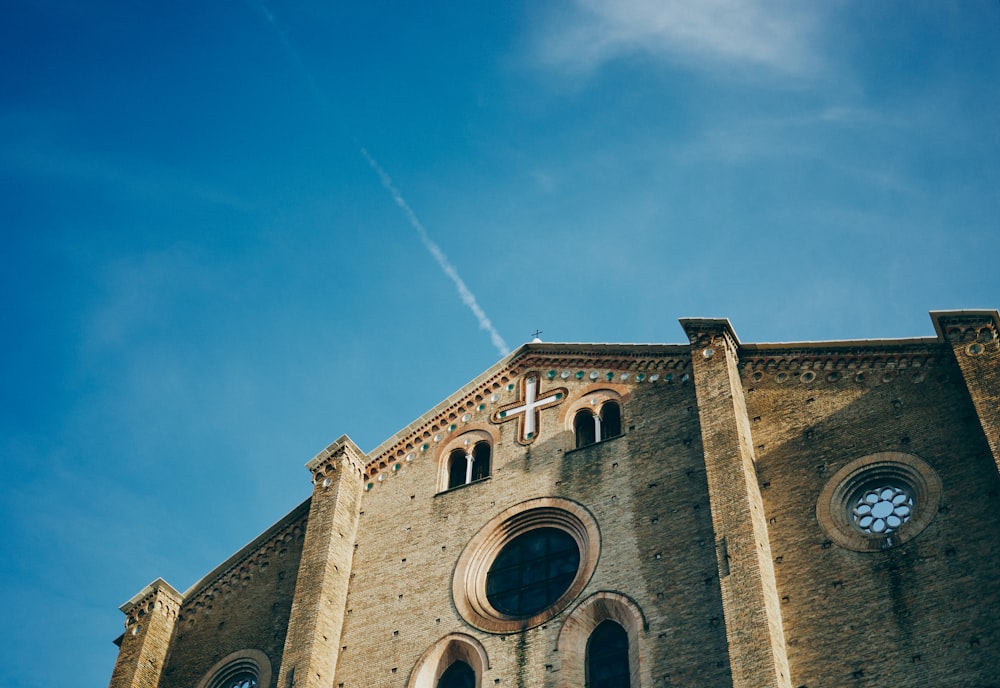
556, 591, 645, 688
438, 661, 475, 688
196, 650, 271, 688
447, 442, 491, 490
448, 449, 468, 489
471, 442, 491, 482
600, 402, 621, 440
408, 633, 488, 688
574, 409, 596, 448
574, 401, 622, 449
586, 620, 630, 688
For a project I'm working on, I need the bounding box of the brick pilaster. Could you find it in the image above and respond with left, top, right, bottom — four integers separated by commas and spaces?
109, 579, 182, 688
931, 310, 1000, 475
277, 435, 365, 688
681, 318, 791, 688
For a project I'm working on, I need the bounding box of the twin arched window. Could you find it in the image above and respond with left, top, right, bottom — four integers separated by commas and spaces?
447, 441, 491, 490
574, 401, 622, 449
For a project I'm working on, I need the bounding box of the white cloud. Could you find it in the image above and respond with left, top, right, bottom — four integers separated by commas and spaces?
533, 0, 826, 76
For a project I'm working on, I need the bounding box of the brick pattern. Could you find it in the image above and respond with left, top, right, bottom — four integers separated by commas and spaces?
333, 369, 731, 688
746, 336, 1000, 687
276, 440, 364, 688
105, 311, 1000, 688
156, 506, 309, 688
933, 311, 1000, 473
683, 320, 791, 688
109, 580, 181, 688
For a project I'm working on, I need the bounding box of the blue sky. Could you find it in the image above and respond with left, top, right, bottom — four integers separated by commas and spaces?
1, 2, 998, 686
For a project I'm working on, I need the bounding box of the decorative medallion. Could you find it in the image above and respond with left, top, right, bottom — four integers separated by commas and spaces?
490, 372, 568, 445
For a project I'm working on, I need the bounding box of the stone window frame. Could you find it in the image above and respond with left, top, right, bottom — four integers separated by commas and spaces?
452, 497, 601, 634
556, 592, 647, 688
407, 633, 489, 688
564, 388, 626, 450
816, 451, 942, 552
436, 428, 496, 494
195, 649, 272, 688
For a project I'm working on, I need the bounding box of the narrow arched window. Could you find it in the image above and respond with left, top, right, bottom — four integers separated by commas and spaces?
438, 660, 476, 688
600, 402, 621, 440
448, 449, 468, 489
471, 441, 491, 482
574, 409, 596, 448
586, 620, 630, 688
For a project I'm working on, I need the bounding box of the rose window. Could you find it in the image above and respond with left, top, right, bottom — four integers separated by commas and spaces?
851, 485, 913, 534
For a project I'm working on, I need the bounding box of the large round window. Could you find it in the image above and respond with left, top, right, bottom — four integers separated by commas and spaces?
453, 498, 600, 633
486, 527, 581, 617
817, 452, 941, 552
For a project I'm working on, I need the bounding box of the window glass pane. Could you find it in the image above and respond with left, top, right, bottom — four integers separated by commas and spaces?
448, 450, 467, 489
438, 660, 475, 688
575, 410, 596, 448
600, 402, 621, 440
471, 442, 491, 481
486, 528, 580, 617
587, 620, 630, 688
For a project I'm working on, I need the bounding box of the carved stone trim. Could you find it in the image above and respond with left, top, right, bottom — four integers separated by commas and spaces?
363, 350, 691, 480
177, 502, 309, 621
307, 434, 366, 479
740, 348, 943, 374
121, 578, 182, 629
931, 310, 1000, 343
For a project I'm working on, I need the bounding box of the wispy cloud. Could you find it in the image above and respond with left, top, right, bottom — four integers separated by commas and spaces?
533, 0, 825, 76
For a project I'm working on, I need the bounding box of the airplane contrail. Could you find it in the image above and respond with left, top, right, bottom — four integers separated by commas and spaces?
360, 149, 510, 357
251, 0, 511, 358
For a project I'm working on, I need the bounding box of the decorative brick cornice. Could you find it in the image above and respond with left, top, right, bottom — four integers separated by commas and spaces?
307, 434, 367, 480
930, 309, 1000, 343
361, 345, 692, 482
177, 501, 309, 622
679, 318, 740, 352
120, 578, 182, 629
739, 344, 944, 374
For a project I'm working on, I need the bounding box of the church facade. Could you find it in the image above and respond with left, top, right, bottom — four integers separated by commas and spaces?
107, 310, 1000, 688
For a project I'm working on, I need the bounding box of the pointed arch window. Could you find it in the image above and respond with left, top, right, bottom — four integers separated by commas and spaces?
447, 441, 491, 490
586, 620, 630, 688
574, 401, 622, 449
437, 660, 475, 688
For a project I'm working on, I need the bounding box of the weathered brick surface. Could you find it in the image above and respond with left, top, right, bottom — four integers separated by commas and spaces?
745, 335, 1000, 687
276, 438, 364, 688
104, 312, 1000, 688
109, 580, 181, 688
335, 356, 731, 688
156, 503, 308, 688
684, 320, 791, 688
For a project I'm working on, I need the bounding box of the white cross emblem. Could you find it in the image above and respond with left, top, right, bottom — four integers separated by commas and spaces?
491, 373, 568, 445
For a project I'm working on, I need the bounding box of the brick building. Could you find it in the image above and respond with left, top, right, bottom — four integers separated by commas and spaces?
107, 310, 1000, 688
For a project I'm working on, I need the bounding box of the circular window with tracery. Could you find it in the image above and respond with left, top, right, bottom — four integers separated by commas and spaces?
818, 452, 941, 552
453, 497, 600, 633
196, 650, 271, 688
487, 527, 581, 617
851, 485, 913, 534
